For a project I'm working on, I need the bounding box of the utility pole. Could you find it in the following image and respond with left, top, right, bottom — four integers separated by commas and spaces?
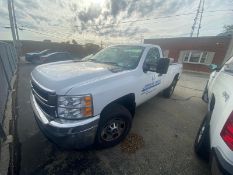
8, 0, 17, 47
197, 0, 205, 37
8, 0, 21, 56
190, 0, 204, 37
12, 0, 19, 41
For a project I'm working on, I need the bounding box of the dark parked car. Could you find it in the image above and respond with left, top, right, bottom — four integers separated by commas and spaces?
39, 52, 77, 64
25, 49, 51, 63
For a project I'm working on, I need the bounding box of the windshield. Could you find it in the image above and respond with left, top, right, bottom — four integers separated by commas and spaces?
85, 45, 145, 69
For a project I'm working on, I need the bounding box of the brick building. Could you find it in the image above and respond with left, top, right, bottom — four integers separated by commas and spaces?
144, 36, 233, 72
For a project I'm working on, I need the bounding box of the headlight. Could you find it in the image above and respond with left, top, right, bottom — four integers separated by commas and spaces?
57, 95, 93, 119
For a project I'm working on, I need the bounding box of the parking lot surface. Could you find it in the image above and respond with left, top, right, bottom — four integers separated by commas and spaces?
16, 61, 210, 175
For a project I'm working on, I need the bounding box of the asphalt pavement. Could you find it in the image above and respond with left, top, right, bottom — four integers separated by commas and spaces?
16, 61, 210, 175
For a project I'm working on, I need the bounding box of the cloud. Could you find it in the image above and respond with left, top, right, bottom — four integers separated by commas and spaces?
0, 0, 232, 42
97, 25, 149, 38
28, 14, 51, 24
127, 0, 165, 17
78, 3, 102, 22
14, 0, 40, 10
71, 0, 197, 38
0, 10, 9, 21
108, 0, 128, 17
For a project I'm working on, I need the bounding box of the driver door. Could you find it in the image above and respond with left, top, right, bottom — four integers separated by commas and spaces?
138, 47, 162, 104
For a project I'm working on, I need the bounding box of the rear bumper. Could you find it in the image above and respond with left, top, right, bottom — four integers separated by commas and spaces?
30, 93, 100, 149
211, 148, 233, 175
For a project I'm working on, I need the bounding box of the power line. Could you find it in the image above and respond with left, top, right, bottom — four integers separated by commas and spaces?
76, 9, 233, 29
19, 26, 88, 42
37, 9, 233, 30
2, 9, 233, 32
0, 25, 11, 29
19, 27, 69, 40
18, 23, 74, 37
16, 8, 233, 38
2, 8, 233, 41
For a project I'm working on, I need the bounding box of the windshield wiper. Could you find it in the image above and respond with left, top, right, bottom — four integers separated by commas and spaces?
100, 61, 119, 66
78, 59, 129, 69
101, 61, 130, 69
84, 60, 119, 66
74, 58, 96, 62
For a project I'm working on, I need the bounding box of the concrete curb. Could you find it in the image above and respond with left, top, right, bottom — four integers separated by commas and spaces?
183, 69, 210, 75
0, 74, 17, 175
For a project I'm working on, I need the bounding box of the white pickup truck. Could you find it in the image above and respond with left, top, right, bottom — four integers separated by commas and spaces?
195, 56, 233, 175
30, 44, 182, 149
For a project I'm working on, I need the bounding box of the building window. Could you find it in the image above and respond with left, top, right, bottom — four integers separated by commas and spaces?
184, 52, 190, 62
183, 50, 209, 64
200, 52, 208, 63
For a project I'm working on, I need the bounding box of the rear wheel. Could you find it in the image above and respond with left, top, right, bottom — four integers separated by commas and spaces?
95, 104, 132, 148
163, 77, 178, 98
194, 113, 210, 160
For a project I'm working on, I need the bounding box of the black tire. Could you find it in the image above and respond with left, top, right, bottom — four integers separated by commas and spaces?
95, 103, 132, 148
194, 113, 210, 160
163, 77, 178, 98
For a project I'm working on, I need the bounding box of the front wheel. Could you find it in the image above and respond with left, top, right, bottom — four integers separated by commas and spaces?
95, 104, 132, 148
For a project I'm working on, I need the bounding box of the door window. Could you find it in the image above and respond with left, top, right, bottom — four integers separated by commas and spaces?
144, 47, 160, 65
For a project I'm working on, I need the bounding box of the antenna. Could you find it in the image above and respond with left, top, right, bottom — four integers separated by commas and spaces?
190, 0, 205, 37
197, 0, 205, 37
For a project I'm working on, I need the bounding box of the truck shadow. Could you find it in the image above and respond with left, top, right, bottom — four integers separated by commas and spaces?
20, 131, 110, 175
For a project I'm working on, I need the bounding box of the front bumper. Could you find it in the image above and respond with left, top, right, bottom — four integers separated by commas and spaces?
30, 93, 100, 149
212, 148, 233, 175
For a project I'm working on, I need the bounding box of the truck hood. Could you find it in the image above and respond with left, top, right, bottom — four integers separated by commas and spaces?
31, 61, 125, 94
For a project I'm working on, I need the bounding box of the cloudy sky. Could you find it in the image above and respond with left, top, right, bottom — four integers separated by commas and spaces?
0, 0, 232, 45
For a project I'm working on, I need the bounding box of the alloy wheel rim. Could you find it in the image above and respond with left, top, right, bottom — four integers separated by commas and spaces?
101, 118, 126, 142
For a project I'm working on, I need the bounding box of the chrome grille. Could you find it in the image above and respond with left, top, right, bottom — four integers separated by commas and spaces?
31, 79, 57, 117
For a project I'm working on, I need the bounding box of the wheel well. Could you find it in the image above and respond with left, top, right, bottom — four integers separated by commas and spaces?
174, 73, 179, 80
209, 95, 215, 112
101, 94, 136, 117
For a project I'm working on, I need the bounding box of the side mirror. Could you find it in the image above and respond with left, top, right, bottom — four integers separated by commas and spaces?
143, 58, 170, 74
208, 64, 219, 71
156, 58, 170, 74
143, 59, 157, 72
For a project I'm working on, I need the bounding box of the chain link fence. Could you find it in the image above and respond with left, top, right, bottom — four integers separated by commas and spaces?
0, 41, 18, 127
